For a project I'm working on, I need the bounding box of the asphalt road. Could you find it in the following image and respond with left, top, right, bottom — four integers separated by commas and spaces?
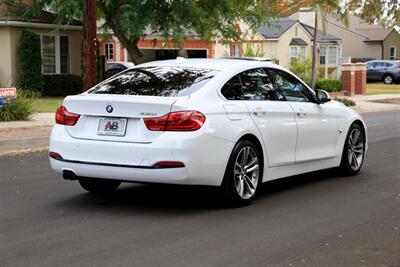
1, 110, 399, 267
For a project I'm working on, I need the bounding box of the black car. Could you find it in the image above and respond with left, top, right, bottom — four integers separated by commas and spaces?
105, 62, 135, 78
366, 60, 400, 84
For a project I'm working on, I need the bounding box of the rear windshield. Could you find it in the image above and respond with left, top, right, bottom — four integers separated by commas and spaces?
88, 66, 218, 97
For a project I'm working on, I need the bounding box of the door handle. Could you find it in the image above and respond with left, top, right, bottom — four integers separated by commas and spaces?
252, 108, 266, 116
296, 109, 307, 117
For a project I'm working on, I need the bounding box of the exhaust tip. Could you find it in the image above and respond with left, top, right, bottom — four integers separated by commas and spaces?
63, 170, 77, 180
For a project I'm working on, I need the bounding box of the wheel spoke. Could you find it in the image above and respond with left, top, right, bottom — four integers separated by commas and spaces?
235, 161, 242, 170
353, 147, 364, 154
352, 153, 359, 169
246, 164, 259, 173
241, 147, 250, 165
348, 135, 353, 146
352, 130, 360, 144
237, 176, 244, 196
243, 175, 255, 192
244, 158, 257, 170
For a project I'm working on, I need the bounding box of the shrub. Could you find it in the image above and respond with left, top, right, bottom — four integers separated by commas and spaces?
42, 74, 83, 96
0, 91, 34, 121
289, 56, 312, 81
243, 44, 265, 57
334, 97, 356, 107
316, 78, 342, 92
17, 29, 43, 92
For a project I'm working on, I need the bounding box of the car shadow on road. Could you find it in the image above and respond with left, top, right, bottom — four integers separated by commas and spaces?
51, 167, 348, 214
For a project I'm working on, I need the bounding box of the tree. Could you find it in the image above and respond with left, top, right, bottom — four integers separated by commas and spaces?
17, 29, 43, 91
16, 0, 277, 65
345, 0, 400, 28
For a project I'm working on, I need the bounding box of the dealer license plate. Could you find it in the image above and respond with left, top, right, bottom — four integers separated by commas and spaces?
97, 117, 127, 136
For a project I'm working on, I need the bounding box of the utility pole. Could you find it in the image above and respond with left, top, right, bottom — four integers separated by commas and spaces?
82, 0, 97, 90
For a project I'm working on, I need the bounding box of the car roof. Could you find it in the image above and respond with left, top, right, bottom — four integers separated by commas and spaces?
138, 58, 281, 71
367, 60, 396, 63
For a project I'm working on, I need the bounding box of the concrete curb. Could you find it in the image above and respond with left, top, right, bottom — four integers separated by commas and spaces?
0, 137, 49, 156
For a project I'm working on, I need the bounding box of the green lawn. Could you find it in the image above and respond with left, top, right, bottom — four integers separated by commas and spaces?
31, 97, 64, 113
366, 83, 400, 95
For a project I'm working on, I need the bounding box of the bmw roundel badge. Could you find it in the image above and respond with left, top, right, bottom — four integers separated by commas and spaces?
106, 104, 113, 113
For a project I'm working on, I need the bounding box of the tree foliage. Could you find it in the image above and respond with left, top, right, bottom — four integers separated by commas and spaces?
345, 0, 400, 28
17, 29, 43, 91
11, 0, 277, 64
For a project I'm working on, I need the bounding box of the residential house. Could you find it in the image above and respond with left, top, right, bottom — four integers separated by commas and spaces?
289, 8, 400, 62
0, 2, 83, 87
213, 19, 342, 77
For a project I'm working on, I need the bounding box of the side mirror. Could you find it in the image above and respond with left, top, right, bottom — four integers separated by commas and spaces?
316, 89, 331, 104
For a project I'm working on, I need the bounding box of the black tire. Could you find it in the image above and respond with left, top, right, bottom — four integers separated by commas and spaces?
78, 178, 121, 195
221, 140, 263, 207
383, 74, 393, 84
339, 123, 366, 176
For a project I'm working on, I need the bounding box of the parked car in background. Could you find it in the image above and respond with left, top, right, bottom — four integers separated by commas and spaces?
366, 60, 400, 84
105, 61, 135, 78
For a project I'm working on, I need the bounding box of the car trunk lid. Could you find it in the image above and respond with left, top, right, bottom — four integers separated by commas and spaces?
63, 94, 177, 143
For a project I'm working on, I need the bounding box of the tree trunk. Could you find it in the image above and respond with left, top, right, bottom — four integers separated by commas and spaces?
311, 12, 318, 90
98, 3, 144, 65
113, 35, 145, 65
82, 0, 97, 90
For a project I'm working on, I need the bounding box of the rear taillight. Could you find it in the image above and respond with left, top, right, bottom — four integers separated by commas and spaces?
49, 151, 63, 160
55, 105, 80, 126
144, 111, 205, 131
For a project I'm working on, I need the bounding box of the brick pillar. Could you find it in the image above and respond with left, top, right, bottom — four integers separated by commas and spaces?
341, 64, 355, 96
354, 63, 367, 95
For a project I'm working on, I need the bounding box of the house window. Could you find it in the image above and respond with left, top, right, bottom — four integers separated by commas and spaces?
328, 46, 338, 64
320, 47, 326, 64
320, 46, 339, 65
41, 35, 70, 74
230, 44, 241, 57
41, 36, 56, 73
390, 47, 397, 60
290, 46, 306, 63
105, 43, 115, 61
60, 36, 69, 73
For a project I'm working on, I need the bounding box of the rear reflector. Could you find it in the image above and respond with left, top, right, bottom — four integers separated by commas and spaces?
153, 161, 185, 168
144, 111, 205, 131
49, 151, 63, 160
55, 105, 80, 126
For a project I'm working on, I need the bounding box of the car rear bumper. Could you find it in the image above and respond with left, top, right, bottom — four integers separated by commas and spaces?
49, 125, 234, 186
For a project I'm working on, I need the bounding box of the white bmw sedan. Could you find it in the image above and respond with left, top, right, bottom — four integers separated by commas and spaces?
49, 58, 367, 205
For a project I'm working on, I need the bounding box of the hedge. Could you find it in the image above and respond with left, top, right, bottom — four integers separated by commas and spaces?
316, 78, 342, 92
17, 29, 43, 91
42, 74, 83, 96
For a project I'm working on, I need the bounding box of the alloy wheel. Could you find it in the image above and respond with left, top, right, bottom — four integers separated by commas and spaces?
384, 75, 393, 84
234, 146, 260, 200
347, 128, 365, 171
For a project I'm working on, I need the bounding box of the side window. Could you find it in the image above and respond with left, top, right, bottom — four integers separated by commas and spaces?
268, 68, 313, 102
221, 75, 244, 100
240, 68, 284, 101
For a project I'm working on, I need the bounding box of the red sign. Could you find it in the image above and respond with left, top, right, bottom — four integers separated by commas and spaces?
0, 88, 17, 100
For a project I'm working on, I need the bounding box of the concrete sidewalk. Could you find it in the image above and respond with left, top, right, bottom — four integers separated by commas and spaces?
1, 94, 400, 155
0, 113, 54, 155
347, 94, 400, 113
